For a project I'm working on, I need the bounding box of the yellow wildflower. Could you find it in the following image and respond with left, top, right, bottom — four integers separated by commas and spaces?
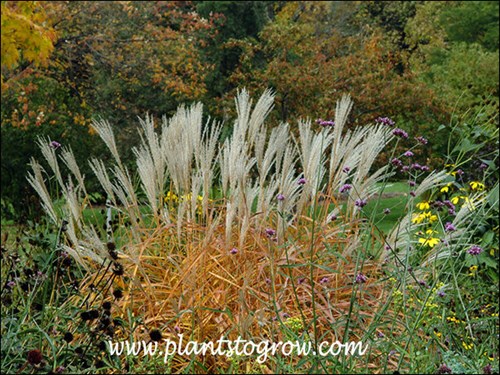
412, 211, 438, 224
462, 342, 474, 350
164, 191, 178, 203
451, 196, 461, 205
412, 213, 426, 224
416, 201, 430, 210
469, 181, 485, 191
419, 237, 440, 248
440, 183, 453, 193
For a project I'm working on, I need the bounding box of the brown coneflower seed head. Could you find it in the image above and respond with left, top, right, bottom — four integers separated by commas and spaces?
63, 332, 74, 343
88, 310, 99, 320
149, 329, 163, 342
80, 311, 91, 321
102, 301, 112, 311
113, 262, 124, 276
27, 349, 43, 366
113, 289, 123, 299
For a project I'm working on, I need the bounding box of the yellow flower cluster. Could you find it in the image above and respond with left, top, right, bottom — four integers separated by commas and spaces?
418, 229, 440, 248
462, 341, 474, 350
416, 201, 430, 210
468, 265, 478, 277
412, 211, 438, 224
469, 181, 485, 191
284, 316, 304, 332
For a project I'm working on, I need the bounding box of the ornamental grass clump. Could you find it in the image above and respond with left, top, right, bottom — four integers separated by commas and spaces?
27, 89, 444, 372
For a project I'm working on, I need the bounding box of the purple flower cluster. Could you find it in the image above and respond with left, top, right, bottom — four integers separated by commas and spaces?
375, 117, 395, 127
49, 140, 61, 149
342, 166, 351, 174
319, 277, 329, 284
355, 198, 367, 208
355, 273, 368, 284
276, 194, 285, 201
339, 184, 352, 193
391, 158, 403, 168
316, 118, 335, 127
297, 177, 307, 185
392, 128, 408, 139
415, 136, 428, 145
444, 222, 456, 232
403, 150, 414, 157
265, 228, 276, 238
408, 180, 416, 187
437, 290, 446, 298
230, 248, 238, 255
443, 200, 456, 216
467, 245, 483, 256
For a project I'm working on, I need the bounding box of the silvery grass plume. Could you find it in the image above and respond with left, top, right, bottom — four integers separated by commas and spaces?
28, 89, 398, 265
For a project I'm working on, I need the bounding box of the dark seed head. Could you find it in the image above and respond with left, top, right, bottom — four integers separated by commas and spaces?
102, 301, 112, 311
63, 332, 74, 343
113, 289, 123, 299
96, 341, 107, 351
81, 311, 91, 321
113, 263, 124, 276
106, 242, 116, 251
149, 329, 163, 342
27, 349, 43, 365
88, 310, 99, 320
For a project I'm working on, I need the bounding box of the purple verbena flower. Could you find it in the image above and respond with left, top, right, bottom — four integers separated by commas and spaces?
276, 193, 285, 201
437, 290, 446, 298
391, 158, 403, 167
265, 228, 276, 238
444, 222, 456, 232
339, 184, 352, 193
49, 141, 61, 149
415, 136, 428, 145
443, 200, 455, 210
297, 177, 307, 185
479, 163, 488, 170
375, 117, 395, 127
317, 119, 335, 127
403, 150, 414, 157
418, 279, 429, 288
355, 198, 367, 208
436, 364, 452, 374
319, 277, 329, 284
342, 166, 351, 173
392, 128, 408, 139
230, 248, 238, 255
410, 163, 421, 170
355, 273, 367, 284
410, 191, 416, 197
408, 180, 416, 187
297, 277, 306, 285
467, 245, 482, 256
402, 166, 410, 173
421, 165, 430, 172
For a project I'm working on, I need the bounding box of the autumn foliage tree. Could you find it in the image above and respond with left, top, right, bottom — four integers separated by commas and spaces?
224, 1, 443, 129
